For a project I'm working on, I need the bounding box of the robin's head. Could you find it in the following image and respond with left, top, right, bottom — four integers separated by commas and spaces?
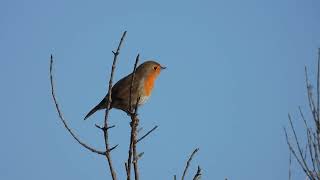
136, 60, 166, 78
136, 60, 165, 96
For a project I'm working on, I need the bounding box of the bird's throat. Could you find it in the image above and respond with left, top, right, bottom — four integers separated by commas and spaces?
144, 72, 158, 96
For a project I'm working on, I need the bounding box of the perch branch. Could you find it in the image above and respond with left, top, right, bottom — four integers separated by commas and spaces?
127, 55, 140, 180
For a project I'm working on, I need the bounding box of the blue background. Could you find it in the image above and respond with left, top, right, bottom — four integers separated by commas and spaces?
1, 0, 320, 179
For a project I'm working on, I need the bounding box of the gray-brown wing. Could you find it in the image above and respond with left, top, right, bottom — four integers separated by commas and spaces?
111, 72, 143, 110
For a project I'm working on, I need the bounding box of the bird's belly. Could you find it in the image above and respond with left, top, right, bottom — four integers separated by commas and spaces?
139, 95, 150, 105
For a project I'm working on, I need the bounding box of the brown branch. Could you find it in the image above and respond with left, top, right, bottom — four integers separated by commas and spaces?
104, 30, 127, 124
132, 115, 140, 180
127, 55, 140, 180
182, 148, 199, 180
137, 125, 158, 143
192, 166, 202, 180
49, 55, 106, 156
102, 30, 127, 180
125, 162, 129, 177
127, 104, 140, 180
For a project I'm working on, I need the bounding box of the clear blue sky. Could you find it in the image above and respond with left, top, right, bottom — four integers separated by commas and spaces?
1, 0, 320, 179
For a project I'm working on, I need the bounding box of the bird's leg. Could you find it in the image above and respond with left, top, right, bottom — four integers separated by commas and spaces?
125, 108, 138, 117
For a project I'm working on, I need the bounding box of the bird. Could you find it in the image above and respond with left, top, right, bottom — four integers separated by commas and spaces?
84, 60, 166, 120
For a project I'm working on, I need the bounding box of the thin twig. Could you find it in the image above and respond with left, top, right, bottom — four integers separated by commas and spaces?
125, 163, 129, 177
192, 166, 202, 180
306, 66, 320, 174
284, 125, 314, 180
95, 124, 116, 130
285, 50, 320, 180
103, 31, 127, 180
300, 107, 317, 173
305, 67, 319, 131
49, 55, 106, 156
289, 152, 292, 180
288, 114, 314, 179
104, 30, 127, 125
182, 148, 199, 180
137, 125, 158, 143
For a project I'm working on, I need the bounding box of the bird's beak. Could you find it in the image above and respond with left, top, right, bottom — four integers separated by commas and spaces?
160, 65, 166, 70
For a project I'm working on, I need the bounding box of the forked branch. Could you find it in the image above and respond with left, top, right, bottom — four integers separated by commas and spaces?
285, 48, 320, 180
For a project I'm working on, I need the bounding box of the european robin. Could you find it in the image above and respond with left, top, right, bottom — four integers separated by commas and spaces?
84, 60, 166, 120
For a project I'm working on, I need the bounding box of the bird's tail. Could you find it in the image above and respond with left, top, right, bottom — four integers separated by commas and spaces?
84, 98, 107, 120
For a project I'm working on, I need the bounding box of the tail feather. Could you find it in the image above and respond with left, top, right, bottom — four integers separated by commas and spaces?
84, 105, 100, 120
84, 98, 108, 120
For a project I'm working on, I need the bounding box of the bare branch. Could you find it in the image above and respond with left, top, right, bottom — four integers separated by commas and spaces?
95, 124, 116, 131
289, 152, 292, 180
182, 148, 199, 180
108, 144, 119, 152
137, 125, 158, 143
50, 55, 106, 156
103, 30, 127, 127
284, 126, 314, 180
104, 30, 127, 125
285, 49, 320, 180
125, 162, 129, 177
305, 67, 320, 131
132, 97, 141, 180
289, 114, 314, 179
300, 107, 318, 173
127, 55, 140, 180
102, 31, 127, 180
192, 166, 202, 180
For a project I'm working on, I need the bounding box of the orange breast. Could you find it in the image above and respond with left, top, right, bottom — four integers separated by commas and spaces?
144, 71, 158, 96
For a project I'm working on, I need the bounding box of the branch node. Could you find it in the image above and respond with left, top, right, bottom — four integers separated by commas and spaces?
192, 166, 202, 180
108, 144, 119, 152
133, 152, 144, 163
137, 125, 158, 143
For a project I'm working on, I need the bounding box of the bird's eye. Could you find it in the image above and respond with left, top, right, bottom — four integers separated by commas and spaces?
153, 66, 158, 70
